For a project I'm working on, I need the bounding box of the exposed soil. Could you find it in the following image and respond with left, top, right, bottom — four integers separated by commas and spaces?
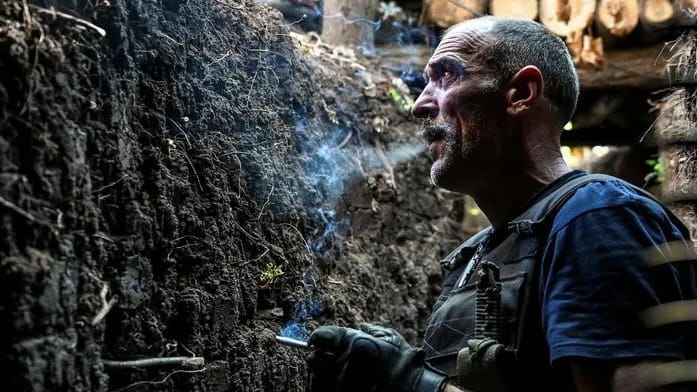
0, 1, 463, 391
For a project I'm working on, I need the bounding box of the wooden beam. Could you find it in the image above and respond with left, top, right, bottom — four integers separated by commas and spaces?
490, 0, 538, 20
577, 43, 696, 89
322, 0, 379, 51
596, 0, 640, 38
539, 0, 597, 37
641, 0, 677, 30
420, 0, 486, 28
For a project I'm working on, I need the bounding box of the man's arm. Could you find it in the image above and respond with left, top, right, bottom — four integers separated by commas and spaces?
571, 359, 668, 392
441, 360, 667, 392
541, 195, 693, 379
570, 360, 612, 392
442, 360, 667, 392
443, 383, 465, 392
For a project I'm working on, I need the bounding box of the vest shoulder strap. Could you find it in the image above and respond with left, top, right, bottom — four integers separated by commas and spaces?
441, 173, 680, 269
506, 173, 658, 235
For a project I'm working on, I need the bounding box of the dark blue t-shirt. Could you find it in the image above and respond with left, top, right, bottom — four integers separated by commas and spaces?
539, 171, 696, 368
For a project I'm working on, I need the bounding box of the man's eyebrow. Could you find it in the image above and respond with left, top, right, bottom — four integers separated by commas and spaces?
426, 57, 466, 75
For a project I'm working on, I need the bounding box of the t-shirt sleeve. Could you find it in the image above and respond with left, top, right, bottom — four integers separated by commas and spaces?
542, 200, 692, 365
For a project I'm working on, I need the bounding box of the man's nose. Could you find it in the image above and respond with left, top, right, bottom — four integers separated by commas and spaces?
411, 90, 438, 119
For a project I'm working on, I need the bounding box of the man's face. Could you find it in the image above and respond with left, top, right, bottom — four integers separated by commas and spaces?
412, 26, 506, 193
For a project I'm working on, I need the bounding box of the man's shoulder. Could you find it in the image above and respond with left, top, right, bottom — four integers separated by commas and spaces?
550, 175, 677, 236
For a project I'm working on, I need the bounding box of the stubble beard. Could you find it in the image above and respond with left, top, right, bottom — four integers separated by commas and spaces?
426, 121, 465, 191
426, 116, 488, 193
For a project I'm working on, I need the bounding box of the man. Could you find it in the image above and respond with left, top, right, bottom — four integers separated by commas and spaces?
305, 16, 697, 392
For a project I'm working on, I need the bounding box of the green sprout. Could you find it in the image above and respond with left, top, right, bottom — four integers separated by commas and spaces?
387, 87, 413, 112
260, 263, 284, 288
645, 158, 666, 184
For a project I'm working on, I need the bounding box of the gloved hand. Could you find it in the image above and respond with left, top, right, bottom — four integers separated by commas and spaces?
456, 338, 511, 392
305, 323, 447, 392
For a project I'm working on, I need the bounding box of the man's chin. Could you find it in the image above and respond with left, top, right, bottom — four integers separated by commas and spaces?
430, 161, 462, 192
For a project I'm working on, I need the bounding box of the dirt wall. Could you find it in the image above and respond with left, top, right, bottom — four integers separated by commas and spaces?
0, 1, 462, 391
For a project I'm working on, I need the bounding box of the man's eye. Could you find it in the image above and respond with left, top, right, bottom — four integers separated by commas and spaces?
441, 69, 457, 86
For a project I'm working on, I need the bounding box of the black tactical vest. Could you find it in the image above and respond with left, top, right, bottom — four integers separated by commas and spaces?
422, 174, 684, 388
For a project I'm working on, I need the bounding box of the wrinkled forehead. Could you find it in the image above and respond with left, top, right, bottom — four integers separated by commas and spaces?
428, 18, 496, 66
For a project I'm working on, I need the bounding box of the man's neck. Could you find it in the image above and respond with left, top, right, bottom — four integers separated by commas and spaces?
470, 157, 571, 228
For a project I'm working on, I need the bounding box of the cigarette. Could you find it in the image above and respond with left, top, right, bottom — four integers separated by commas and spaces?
275, 335, 311, 349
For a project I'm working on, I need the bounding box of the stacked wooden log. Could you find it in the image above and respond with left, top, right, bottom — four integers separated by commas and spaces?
420, 0, 697, 68
322, 0, 380, 51
654, 28, 697, 243
420, 0, 488, 27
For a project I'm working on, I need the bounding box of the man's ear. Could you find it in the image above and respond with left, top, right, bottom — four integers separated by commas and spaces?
505, 65, 544, 117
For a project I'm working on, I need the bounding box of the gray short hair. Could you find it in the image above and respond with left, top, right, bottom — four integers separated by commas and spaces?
477, 17, 580, 126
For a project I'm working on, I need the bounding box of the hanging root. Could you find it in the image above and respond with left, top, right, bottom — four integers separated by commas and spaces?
112, 368, 207, 392
102, 356, 205, 369
648, 88, 697, 144
666, 30, 697, 83
27, 4, 106, 36
91, 284, 117, 325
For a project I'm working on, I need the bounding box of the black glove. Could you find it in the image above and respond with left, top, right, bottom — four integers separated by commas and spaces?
305, 323, 447, 392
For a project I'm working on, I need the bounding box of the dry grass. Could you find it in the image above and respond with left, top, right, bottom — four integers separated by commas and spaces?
660, 144, 697, 202
666, 30, 697, 83
652, 88, 697, 143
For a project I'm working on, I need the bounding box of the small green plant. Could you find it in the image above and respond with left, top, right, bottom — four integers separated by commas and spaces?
260, 263, 284, 288
645, 158, 666, 184
387, 87, 413, 112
